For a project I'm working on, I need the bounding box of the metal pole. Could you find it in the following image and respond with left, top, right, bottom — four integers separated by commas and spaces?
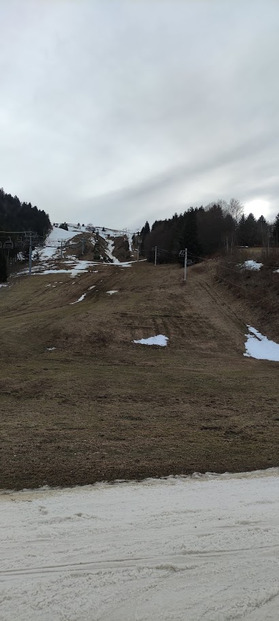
154, 245, 157, 266
28, 232, 32, 275
183, 248, 187, 282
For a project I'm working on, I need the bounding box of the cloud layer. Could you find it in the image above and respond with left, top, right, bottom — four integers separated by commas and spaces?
1, 0, 278, 229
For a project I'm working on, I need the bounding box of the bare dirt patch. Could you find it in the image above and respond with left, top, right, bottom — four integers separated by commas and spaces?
0, 260, 278, 490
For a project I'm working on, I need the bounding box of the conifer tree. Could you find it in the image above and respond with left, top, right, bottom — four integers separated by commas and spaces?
0, 250, 7, 282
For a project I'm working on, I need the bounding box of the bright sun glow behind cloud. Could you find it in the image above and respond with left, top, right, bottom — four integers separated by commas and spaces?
244, 199, 270, 220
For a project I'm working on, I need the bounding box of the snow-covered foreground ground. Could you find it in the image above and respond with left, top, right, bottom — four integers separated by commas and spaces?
1, 470, 279, 620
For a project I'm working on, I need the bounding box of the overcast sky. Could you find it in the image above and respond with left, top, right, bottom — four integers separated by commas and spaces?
1, 0, 279, 230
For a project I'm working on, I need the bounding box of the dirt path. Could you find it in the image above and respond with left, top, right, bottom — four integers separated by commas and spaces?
0, 260, 278, 489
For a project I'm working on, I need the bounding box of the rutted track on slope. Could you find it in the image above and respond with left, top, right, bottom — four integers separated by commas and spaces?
0, 260, 278, 490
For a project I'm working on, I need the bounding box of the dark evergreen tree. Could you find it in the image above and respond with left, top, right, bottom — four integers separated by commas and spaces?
272, 213, 279, 245
59, 222, 68, 231
141, 200, 241, 263
256, 216, 269, 246
237, 213, 258, 246
0, 187, 51, 238
197, 204, 228, 255
139, 221, 150, 256
0, 250, 7, 282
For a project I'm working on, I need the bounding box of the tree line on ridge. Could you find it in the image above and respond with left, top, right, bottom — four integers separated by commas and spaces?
137, 200, 279, 264
0, 187, 51, 281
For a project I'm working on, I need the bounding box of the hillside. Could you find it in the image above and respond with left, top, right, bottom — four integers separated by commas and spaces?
0, 228, 278, 490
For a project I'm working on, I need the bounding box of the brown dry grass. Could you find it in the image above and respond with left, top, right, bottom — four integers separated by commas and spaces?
216, 251, 279, 340
0, 259, 278, 490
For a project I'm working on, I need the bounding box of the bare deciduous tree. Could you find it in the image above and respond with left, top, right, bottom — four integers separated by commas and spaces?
227, 198, 243, 222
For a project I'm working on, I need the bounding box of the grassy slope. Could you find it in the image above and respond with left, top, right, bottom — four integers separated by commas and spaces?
0, 259, 278, 489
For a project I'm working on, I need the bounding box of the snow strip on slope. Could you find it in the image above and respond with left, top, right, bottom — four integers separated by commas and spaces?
105, 238, 121, 264
35, 227, 80, 261
244, 325, 279, 361
47, 226, 80, 243
19, 260, 99, 277
70, 293, 86, 304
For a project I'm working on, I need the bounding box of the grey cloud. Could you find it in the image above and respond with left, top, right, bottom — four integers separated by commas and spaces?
85, 130, 278, 207
0, 0, 279, 229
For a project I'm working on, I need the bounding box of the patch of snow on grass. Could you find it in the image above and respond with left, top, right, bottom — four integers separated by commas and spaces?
244, 326, 279, 361
35, 245, 59, 261
34, 227, 79, 262
242, 260, 263, 270
69, 261, 95, 276
24, 260, 99, 277
133, 334, 169, 347
70, 293, 86, 305
106, 290, 118, 295
96, 226, 124, 238
67, 223, 87, 233
46, 347, 56, 351
48, 226, 80, 243
32, 269, 71, 275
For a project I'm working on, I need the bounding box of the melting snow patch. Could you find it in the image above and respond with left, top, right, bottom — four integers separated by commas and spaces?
118, 262, 132, 267
32, 269, 70, 275
244, 326, 279, 361
242, 260, 263, 270
70, 293, 86, 305
133, 334, 169, 347
46, 347, 56, 351
106, 290, 118, 295
69, 261, 96, 277
19, 260, 99, 278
